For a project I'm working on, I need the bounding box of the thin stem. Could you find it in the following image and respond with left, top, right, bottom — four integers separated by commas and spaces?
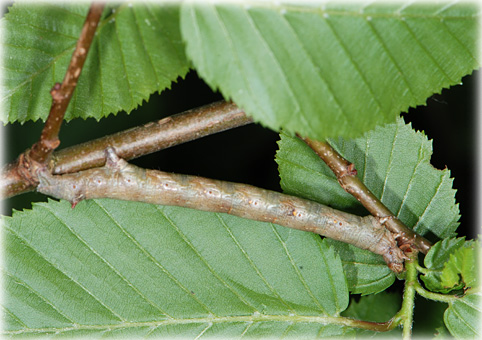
30, 2, 105, 164
326, 315, 400, 332
413, 281, 459, 303
1, 2, 105, 199
37, 148, 407, 272
400, 256, 418, 340
1, 101, 252, 199
415, 263, 430, 275
300, 136, 432, 255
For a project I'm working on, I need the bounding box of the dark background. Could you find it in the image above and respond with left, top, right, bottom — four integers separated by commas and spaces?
3, 69, 479, 241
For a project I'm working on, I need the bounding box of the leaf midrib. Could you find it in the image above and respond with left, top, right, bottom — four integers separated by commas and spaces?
4, 314, 343, 336
241, 3, 479, 20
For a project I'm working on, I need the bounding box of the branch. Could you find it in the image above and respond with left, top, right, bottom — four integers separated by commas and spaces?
37, 147, 407, 273
300, 136, 432, 254
30, 2, 105, 164
52, 101, 251, 175
2, 101, 252, 198
1, 2, 105, 198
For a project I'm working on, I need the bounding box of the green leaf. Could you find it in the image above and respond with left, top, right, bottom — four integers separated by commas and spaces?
3, 199, 353, 337
1, 2, 189, 123
444, 293, 481, 338
276, 118, 460, 294
320, 240, 395, 295
180, 2, 479, 140
441, 240, 480, 292
421, 237, 466, 293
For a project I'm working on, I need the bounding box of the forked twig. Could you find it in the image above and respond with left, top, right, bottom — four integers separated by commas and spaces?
1, 2, 105, 198
300, 136, 432, 254
1, 101, 252, 198
37, 148, 407, 273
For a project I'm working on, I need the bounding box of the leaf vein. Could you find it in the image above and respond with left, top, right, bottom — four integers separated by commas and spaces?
210, 5, 265, 120
239, 321, 254, 337
322, 16, 385, 115
395, 138, 425, 219
1, 46, 74, 103
412, 172, 450, 235
440, 18, 479, 64
131, 7, 160, 88
215, 213, 297, 314
93, 200, 175, 318
316, 241, 342, 313
4, 19, 79, 40
4, 223, 124, 322
2, 305, 28, 329
269, 225, 327, 314
432, 1, 458, 16
26, 78, 33, 122
46, 206, 153, 322
113, 16, 134, 107
156, 206, 259, 315
145, 5, 185, 70
280, 12, 349, 125
2, 43, 56, 57
97, 39, 105, 116
243, 9, 309, 126
379, 121, 399, 202
3, 270, 75, 325
365, 18, 417, 101
362, 130, 371, 184
450, 304, 477, 332
401, 18, 453, 83
194, 322, 212, 340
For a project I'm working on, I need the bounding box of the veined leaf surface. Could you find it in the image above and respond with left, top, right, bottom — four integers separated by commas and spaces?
1, 2, 189, 123
444, 293, 481, 338
276, 118, 460, 294
181, 2, 479, 139
3, 199, 353, 337
421, 237, 467, 293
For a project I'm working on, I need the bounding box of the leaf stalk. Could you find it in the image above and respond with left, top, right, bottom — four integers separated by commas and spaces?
399, 255, 418, 340
413, 281, 459, 303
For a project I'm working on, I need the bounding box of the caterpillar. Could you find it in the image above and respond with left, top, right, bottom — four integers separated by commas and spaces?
37, 147, 406, 273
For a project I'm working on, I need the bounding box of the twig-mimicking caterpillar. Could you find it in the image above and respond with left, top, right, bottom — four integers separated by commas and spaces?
37, 148, 406, 272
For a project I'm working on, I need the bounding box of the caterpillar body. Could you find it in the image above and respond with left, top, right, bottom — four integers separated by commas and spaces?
37, 147, 406, 272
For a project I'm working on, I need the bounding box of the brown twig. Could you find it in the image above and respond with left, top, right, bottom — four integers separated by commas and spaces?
0, 3, 105, 200
30, 2, 105, 164
1, 101, 252, 198
300, 136, 432, 254
52, 101, 252, 175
